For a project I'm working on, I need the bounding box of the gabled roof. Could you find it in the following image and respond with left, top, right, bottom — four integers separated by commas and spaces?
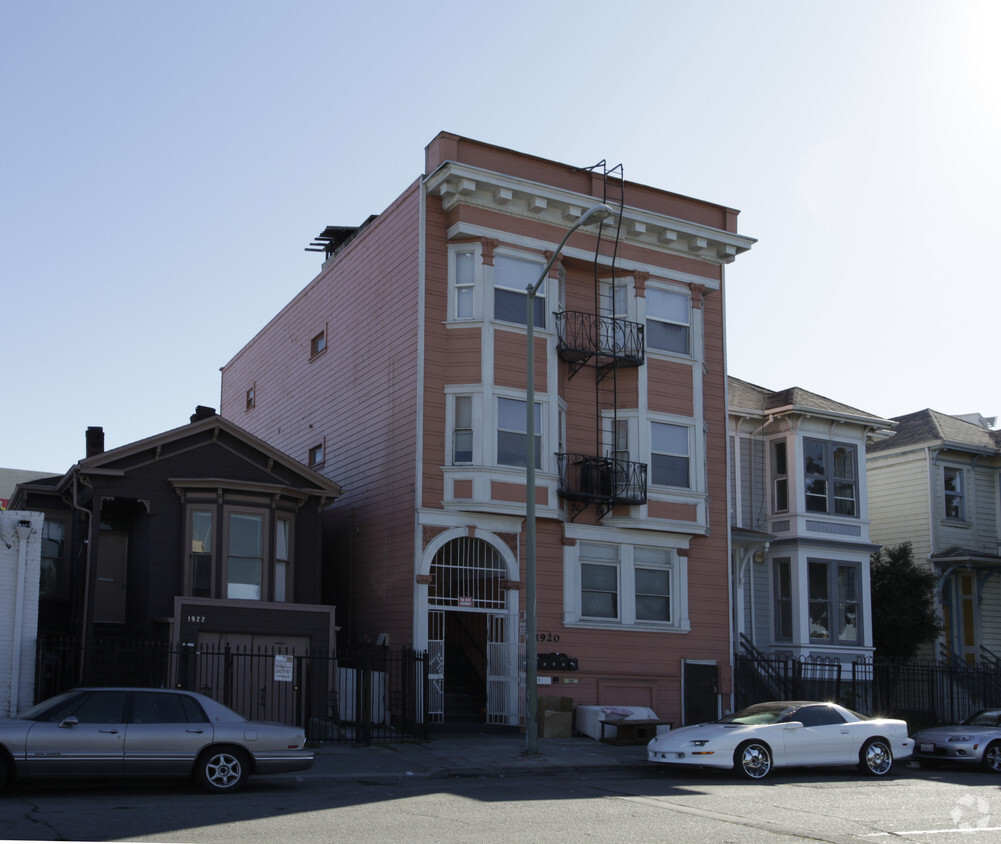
728, 376, 894, 430
867, 408, 1001, 455
14, 412, 342, 504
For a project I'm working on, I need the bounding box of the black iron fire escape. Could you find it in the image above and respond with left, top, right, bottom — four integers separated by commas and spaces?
556, 162, 647, 520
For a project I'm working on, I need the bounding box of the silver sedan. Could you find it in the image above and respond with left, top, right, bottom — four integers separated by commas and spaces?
912, 709, 1001, 773
0, 687, 313, 793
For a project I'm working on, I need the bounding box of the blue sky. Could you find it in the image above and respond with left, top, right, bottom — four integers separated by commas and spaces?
3, 0, 998, 473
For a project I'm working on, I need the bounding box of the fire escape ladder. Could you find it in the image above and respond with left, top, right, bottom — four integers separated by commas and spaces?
557, 162, 648, 521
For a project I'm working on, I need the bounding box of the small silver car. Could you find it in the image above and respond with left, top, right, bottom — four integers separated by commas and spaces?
912, 709, 1001, 773
0, 687, 313, 793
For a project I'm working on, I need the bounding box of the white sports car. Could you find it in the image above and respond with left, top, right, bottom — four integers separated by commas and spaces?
647, 700, 914, 779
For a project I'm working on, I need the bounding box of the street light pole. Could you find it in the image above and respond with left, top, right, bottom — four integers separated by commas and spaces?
524, 202, 613, 754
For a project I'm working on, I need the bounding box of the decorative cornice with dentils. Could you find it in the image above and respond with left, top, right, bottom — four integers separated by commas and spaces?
424, 162, 755, 266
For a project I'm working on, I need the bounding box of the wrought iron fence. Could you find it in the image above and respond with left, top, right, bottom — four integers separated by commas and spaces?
736, 647, 1001, 732
34, 636, 429, 744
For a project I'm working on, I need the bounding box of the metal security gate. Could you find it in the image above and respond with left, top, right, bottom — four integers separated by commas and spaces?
427, 609, 445, 723
486, 613, 517, 725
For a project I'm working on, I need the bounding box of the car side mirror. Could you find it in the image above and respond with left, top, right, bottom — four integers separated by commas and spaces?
783, 721, 804, 730
58, 716, 79, 728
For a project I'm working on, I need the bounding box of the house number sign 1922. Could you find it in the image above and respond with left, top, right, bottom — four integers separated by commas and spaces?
186, 615, 206, 623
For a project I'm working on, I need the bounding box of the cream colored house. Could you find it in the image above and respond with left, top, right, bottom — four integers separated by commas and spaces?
866, 410, 1001, 663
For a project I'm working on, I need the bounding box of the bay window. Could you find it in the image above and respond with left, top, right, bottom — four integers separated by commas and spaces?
651, 421, 691, 488
646, 287, 690, 355
943, 466, 965, 520
808, 560, 860, 644
226, 512, 264, 600
497, 397, 541, 469
494, 253, 546, 327
804, 439, 857, 516
572, 541, 676, 629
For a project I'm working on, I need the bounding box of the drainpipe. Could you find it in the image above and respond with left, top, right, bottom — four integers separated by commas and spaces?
10, 519, 33, 715
72, 473, 94, 682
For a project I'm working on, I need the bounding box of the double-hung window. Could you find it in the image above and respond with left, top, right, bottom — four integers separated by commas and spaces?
774, 558, 793, 641
943, 467, 966, 520
227, 512, 264, 600
575, 541, 675, 627
651, 421, 690, 488
274, 516, 291, 602
808, 560, 860, 644
645, 287, 690, 355
497, 397, 541, 469
772, 440, 789, 513
580, 542, 619, 620
453, 249, 476, 319
598, 280, 629, 354
494, 254, 546, 327
189, 509, 214, 598
803, 439, 857, 516
453, 395, 473, 464
40, 519, 68, 599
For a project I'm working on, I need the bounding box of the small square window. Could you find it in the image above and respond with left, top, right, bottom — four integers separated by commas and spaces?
310, 331, 326, 358
308, 443, 324, 467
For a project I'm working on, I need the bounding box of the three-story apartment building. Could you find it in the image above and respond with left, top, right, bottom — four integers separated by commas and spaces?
220, 133, 754, 726
728, 378, 894, 663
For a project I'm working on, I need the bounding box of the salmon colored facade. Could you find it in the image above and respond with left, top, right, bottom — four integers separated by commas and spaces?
220, 133, 755, 727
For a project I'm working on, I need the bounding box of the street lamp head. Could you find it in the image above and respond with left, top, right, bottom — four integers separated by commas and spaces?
578, 203, 614, 227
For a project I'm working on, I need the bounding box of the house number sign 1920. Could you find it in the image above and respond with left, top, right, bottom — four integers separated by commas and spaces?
538, 632, 560, 643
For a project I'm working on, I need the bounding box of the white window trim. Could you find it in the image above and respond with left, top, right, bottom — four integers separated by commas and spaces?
642, 280, 693, 359
489, 248, 550, 331
221, 505, 270, 602
562, 526, 690, 633
648, 415, 698, 492
444, 386, 483, 466
942, 464, 969, 523
274, 514, 294, 603
447, 244, 483, 323
494, 392, 544, 471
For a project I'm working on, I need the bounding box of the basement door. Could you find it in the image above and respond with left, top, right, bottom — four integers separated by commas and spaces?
683, 660, 720, 726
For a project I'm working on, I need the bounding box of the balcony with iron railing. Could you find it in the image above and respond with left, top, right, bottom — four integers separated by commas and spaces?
556, 311, 644, 376
558, 452, 647, 518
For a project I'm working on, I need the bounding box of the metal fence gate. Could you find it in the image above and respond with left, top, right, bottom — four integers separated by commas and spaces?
34, 636, 429, 743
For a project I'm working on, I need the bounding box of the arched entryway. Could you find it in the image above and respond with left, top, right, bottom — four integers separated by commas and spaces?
424, 534, 519, 725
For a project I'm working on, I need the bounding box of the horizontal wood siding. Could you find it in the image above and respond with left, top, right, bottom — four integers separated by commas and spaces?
866, 452, 932, 560
647, 359, 694, 416
220, 181, 422, 646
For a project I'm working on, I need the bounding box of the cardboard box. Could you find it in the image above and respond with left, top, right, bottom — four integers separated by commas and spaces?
538, 695, 573, 738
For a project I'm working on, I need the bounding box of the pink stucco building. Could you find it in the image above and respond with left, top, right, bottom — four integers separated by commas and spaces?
220, 132, 754, 727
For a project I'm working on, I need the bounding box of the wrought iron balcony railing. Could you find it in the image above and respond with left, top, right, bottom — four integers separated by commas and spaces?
556, 311, 644, 371
557, 453, 648, 511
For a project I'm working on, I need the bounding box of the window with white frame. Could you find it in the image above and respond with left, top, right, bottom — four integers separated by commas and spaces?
453, 395, 473, 464
645, 286, 690, 355
189, 509, 214, 598
598, 279, 629, 353
772, 440, 789, 513
226, 512, 265, 600
773, 558, 793, 641
804, 439, 857, 516
650, 421, 690, 488
453, 248, 477, 320
808, 560, 861, 644
574, 541, 675, 627
497, 396, 541, 469
943, 466, 966, 520
494, 253, 546, 327
274, 516, 291, 602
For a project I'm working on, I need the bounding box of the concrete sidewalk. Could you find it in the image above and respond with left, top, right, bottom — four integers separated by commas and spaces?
282, 730, 652, 782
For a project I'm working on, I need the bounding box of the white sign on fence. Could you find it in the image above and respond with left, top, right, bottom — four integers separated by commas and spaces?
274, 654, 293, 682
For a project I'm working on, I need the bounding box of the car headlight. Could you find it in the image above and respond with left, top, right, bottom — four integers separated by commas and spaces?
690, 739, 710, 746
948, 735, 974, 742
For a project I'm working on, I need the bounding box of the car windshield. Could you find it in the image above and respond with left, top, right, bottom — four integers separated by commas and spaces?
16, 690, 81, 721
716, 702, 802, 725
963, 710, 1001, 727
